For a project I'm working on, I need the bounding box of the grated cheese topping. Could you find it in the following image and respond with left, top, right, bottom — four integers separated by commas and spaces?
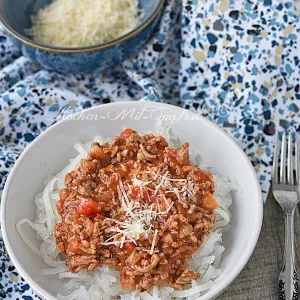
26, 0, 142, 48
102, 169, 196, 253
150, 229, 158, 255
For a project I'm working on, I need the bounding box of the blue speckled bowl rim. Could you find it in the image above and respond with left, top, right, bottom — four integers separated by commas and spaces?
0, 0, 164, 53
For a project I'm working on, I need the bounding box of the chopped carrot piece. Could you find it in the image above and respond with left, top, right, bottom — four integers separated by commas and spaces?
202, 193, 219, 210
78, 198, 102, 216
124, 242, 135, 254
120, 128, 135, 140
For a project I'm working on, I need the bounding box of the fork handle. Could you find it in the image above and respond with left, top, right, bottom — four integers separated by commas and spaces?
278, 209, 300, 300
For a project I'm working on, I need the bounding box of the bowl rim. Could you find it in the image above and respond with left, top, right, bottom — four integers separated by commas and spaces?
1, 101, 263, 300
0, 0, 164, 53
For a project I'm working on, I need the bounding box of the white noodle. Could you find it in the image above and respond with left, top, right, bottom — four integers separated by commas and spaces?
16, 127, 241, 299
16, 219, 41, 256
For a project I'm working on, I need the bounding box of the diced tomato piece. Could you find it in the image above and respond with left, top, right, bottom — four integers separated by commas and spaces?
131, 186, 140, 198
124, 242, 135, 254
120, 128, 135, 140
131, 186, 150, 200
96, 214, 105, 220
202, 193, 219, 210
78, 198, 102, 217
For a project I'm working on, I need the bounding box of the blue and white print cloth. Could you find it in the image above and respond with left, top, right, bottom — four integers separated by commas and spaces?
0, 0, 299, 298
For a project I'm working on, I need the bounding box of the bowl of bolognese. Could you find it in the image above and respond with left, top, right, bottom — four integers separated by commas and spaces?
1, 101, 263, 300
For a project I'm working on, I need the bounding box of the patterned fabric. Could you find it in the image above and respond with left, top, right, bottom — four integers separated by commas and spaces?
0, 0, 299, 298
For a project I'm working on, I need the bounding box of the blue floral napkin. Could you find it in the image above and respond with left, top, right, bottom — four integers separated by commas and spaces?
0, 0, 299, 298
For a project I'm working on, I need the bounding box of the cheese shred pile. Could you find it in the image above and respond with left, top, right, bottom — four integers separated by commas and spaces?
26, 0, 142, 48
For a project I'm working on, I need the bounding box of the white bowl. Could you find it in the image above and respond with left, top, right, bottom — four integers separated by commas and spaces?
1, 101, 263, 300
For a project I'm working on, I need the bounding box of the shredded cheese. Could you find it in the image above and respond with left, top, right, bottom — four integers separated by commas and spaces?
150, 229, 158, 255
131, 175, 152, 188
154, 171, 169, 195
26, 0, 142, 48
102, 166, 196, 252
103, 179, 159, 248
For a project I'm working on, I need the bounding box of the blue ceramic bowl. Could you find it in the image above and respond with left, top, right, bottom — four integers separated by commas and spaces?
0, 0, 163, 73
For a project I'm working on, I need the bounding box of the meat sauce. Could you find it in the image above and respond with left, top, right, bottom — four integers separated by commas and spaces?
55, 129, 218, 291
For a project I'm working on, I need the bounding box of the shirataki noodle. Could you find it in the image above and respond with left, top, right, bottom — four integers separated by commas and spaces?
16, 125, 240, 300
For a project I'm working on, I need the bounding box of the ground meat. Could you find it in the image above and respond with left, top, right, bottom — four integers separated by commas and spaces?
55, 129, 218, 292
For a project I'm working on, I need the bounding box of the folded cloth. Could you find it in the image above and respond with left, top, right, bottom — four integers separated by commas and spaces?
0, 0, 299, 298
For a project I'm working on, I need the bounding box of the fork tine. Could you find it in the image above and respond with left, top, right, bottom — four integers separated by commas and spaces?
287, 132, 294, 184
280, 132, 287, 183
296, 134, 299, 185
272, 132, 279, 184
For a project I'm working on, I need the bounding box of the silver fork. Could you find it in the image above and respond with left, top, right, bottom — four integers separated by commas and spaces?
272, 132, 300, 300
